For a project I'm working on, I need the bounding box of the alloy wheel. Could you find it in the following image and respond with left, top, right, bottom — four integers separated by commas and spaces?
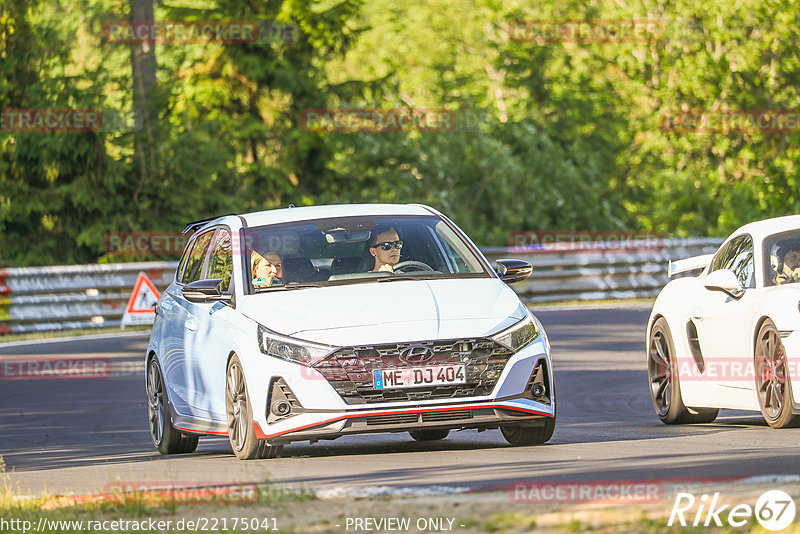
147, 360, 165, 445
756, 323, 790, 422
648, 328, 672, 416
226, 360, 248, 452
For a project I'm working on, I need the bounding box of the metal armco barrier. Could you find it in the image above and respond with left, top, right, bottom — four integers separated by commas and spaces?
0, 238, 723, 335
0, 263, 177, 334
482, 238, 723, 304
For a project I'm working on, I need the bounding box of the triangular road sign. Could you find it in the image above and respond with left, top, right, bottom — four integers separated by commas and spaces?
121, 272, 162, 327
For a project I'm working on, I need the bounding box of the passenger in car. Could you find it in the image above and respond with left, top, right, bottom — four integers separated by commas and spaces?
775, 242, 800, 285
369, 227, 403, 272
251, 250, 284, 286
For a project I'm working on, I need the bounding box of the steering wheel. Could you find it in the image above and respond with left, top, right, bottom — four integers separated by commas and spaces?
393, 260, 434, 273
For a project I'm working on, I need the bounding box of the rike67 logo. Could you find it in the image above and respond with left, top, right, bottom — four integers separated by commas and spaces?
669, 490, 796, 531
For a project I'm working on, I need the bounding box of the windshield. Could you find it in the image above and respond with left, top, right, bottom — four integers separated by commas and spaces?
244, 215, 491, 291
764, 230, 800, 287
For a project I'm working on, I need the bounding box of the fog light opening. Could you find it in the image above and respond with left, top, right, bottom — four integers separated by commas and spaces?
266, 377, 304, 424
271, 400, 291, 416
526, 359, 551, 405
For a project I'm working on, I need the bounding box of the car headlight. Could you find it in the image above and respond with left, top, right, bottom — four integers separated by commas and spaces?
257, 325, 335, 366
531, 314, 549, 354
492, 317, 539, 352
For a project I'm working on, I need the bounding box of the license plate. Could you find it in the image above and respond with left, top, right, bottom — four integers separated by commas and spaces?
373, 364, 466, 390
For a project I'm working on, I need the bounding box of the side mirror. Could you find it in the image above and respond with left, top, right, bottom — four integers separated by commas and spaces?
496, 259, 533, 283
703, 269, 744, 299
182, 278, 231, 303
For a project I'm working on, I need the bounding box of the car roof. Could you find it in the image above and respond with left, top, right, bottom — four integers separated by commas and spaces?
240, 203, 435, 227
730, 214, 800, 243
190, 203, 438, 234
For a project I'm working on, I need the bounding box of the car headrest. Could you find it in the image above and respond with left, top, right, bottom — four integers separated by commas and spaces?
331, 257, 364, 275
282, 257, 315, 283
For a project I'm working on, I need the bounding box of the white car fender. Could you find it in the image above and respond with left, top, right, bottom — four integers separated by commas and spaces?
648, 276, 710, 406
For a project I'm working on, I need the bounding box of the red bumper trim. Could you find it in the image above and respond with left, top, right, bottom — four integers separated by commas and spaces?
254, 403, 552, 440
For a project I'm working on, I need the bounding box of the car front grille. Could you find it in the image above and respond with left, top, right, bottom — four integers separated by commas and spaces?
313, 338, 514, 405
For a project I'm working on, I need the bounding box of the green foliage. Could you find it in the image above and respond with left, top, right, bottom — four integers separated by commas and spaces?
2, 0, 800, 265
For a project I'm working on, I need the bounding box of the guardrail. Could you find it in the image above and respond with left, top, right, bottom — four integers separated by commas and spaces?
0, 238, 722, 335
0, 263, 177, 334
482, 237, 723, 304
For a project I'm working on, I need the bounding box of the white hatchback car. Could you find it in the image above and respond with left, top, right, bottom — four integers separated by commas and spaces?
647, 215, 800, 428
146, 204, 555, 459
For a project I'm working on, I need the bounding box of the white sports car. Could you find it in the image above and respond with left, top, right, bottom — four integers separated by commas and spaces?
146, 204, 555, 459
647, 215, 800, 428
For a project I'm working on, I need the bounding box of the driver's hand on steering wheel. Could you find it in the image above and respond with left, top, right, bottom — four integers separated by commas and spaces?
375, 263, 395, 273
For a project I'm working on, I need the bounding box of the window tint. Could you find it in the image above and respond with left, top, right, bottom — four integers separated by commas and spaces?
176, 240, 192, 282
434, 221, 480, 273
711, 235, 754, 288
180, 230, 215, 284
763, 231, 800, 287
206, 229, 233, 292
710, 240, 735, 272
242, 215, 490, 290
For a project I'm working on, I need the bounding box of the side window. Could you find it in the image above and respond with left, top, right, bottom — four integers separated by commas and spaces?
433, 221, 482, 273
176, 239, 192, 282
180, 230, 215, 284
728, 237, 755, 288
710, 241, 735, 273
711, 235, 754, 288
764, 232, 800, 287
207, 229, 233, 293
435, 231, 467, 273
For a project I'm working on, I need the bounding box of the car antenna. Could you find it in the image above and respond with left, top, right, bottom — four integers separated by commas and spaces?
288, 204, 296, 208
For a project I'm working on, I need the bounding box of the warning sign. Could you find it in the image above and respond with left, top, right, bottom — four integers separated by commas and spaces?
121, 272, 162, 328
0, 270, 10, 295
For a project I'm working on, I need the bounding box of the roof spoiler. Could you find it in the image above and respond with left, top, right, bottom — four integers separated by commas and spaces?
667, 253, 713, 278
181, 214, 236, 235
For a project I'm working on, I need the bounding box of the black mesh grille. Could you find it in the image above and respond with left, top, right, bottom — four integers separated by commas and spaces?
313, 338, 514, 404
365, 413, 420, 426
421, 410, 473, 422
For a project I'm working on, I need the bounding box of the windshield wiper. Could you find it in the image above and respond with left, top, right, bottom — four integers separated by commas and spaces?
376, 275, 443, 282
254, 282, 324, 291
285, 282, 326, 289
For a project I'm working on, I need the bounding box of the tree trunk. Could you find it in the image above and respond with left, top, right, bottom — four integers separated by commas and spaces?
130, 0, 157, 213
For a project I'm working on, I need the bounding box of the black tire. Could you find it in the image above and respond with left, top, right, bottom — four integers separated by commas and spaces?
755, 319, 800, 428
501, 417, 555, 446
147, 358, 199, 455
409, 429, 450, 441
501, 370, 557, 446
647, 317, 718, 424
226, 355, 283, 460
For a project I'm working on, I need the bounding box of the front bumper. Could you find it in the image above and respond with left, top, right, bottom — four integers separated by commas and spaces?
244, 336, 554, 444
254, 400, 553, 443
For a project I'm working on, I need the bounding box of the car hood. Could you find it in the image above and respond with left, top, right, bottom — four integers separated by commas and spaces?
239, 278, 527, 345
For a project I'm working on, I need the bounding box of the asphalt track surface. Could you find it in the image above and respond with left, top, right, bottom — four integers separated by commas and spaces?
2, 305, 799, 497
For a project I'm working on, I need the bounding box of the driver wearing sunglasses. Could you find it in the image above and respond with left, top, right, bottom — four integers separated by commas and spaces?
369, 227, 403, 273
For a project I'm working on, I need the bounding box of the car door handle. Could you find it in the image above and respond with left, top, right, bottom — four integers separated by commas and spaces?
691, 306, 703, 320
161, 300, 174, 312
185, 316, 198, 331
